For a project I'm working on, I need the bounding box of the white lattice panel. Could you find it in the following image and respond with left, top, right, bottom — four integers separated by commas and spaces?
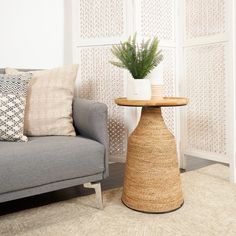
185, 0, 226, 39
161, 48, 176, 135
184, 44, 227, 157
141, 0, 175, 41
79, 0, 124, 39
78, 46, 126, 157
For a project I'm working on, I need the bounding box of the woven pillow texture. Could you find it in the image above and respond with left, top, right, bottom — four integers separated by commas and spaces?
0, 74, 31, 142
6, 65, 78, 137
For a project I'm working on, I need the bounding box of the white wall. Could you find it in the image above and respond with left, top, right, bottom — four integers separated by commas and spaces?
0, 0, 64, 69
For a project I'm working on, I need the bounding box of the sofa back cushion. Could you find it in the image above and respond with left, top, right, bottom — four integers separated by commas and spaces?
6, 65, 78, 137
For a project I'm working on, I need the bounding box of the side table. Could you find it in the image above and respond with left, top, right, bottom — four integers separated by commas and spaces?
115, 97, 188, 213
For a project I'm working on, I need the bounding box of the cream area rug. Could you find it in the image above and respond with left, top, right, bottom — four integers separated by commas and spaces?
0, 164, 236, 236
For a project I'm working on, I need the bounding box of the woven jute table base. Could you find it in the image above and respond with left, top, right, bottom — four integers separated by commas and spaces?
122, 107, 184, 213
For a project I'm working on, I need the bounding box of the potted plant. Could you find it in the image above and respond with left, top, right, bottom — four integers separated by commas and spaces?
110, 34, 163, 100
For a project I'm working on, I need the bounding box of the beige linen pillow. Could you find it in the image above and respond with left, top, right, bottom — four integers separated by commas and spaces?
6, 65, 78, 136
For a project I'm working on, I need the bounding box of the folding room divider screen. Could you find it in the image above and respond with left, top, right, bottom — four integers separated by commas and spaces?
181, 0, 235, 182
71, 0, 235, 182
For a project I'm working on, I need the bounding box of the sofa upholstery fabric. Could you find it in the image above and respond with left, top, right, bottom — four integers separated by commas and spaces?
0, 136, 105, 194
73, 99, 109, 177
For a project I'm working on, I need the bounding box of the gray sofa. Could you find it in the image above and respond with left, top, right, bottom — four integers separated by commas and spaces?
0, 69, 109, 208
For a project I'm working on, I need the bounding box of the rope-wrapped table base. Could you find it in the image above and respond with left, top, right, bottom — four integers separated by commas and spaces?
115, 97, 188, 213
122, 108, 183, 213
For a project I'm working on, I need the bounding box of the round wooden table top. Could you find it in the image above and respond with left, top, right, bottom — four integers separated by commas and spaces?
115, 97, 188, 107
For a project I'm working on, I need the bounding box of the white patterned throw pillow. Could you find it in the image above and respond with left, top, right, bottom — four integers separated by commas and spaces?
0, 74, 31, 142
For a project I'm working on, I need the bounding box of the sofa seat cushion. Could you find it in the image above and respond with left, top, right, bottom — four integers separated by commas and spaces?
0, 136, 105, 194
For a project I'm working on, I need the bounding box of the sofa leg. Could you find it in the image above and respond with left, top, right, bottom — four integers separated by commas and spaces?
83, 182, 103, 209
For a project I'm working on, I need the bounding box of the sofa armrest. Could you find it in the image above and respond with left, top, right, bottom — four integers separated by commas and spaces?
73, 98, 109, 178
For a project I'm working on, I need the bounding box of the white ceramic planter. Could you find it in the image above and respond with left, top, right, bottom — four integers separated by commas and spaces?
127, 78, 151, 100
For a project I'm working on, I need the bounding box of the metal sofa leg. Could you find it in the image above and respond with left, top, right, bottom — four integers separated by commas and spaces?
83, 182, 103, 209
